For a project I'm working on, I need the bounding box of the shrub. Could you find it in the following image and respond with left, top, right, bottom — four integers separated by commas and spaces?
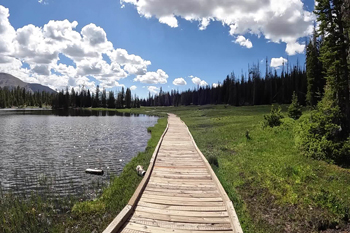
208, 155, 219, 167
288, 91, 302, 120
295, 91, 348, 162
263, 105, 284, 128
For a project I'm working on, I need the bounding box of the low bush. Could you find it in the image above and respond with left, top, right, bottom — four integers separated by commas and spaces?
294, 93, 348, 163
263, 105, 284, 128
208, 155, 219, 167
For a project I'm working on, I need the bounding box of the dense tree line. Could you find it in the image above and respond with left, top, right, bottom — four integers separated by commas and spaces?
0, 86, 54, 108
141, 61, 308, 107
52, 86, 140, 109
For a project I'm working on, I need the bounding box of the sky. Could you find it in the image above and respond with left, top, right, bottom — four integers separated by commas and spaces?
0, 0, 316, 97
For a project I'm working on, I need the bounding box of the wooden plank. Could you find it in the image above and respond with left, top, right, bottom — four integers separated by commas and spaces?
137, 202, 226, 211
149, 178, 214, 185
102, 205, 133, 233
132, 212, 231, 224
143, 190, 220, 198
135, 206, 229, 217
144, 187, 220, 195
146, 183, 216, 191
139, 197, 224, 206
151, 174, 212, 180
124, 222, 233, 232
129, 217, 232, 231
142, 194, 223, 202
154, 167, 208, 172
151, 170, 209, 175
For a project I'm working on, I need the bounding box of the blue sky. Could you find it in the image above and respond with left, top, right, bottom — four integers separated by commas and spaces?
0, 0, 315, 97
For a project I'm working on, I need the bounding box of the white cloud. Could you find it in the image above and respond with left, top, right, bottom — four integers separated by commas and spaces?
233, 35, 253, 49
38, 0, 48, 4
0, 5, 167, 92
130, 85, 137, 91
159, 15, 178, 28
173, 77, 187, 86
212, 83, 219, 88
270, 57, 288, 68
134, 69, 169, 84
285, 41, 305, 55
121, 0, 314, 55
147, 86, 159, 94
191, 76, 208, 87
107, 48, 151, 75
199, 18, 210, 30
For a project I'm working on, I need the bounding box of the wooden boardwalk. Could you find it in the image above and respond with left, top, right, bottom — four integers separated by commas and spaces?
104, 114, 243, 233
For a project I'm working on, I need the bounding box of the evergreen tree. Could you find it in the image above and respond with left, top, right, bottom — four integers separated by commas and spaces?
306, 25, 324, 106
288, 91, 302, 120
316, 0, 349, 134
101, 88, 107, 108
107, 91, 115, 108
93, 85, 100, 108
121, 87, 125, 108
125, 88, 131, 108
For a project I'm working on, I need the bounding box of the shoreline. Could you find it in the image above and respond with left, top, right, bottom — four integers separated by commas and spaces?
0, 111, 167, 233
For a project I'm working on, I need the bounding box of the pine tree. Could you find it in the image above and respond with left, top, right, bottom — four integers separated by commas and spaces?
306, 25, 324, 106
101, 88, 107, 108
288, 91, 302, 120
315, 0, 349, 134
108, 91, 115, 108
125, 88, 131, 108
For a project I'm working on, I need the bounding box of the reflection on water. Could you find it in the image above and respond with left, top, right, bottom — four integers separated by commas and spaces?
0, 109, 158, 198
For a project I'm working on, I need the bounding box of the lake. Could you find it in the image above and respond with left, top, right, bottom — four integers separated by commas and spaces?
0, 109, 158, 199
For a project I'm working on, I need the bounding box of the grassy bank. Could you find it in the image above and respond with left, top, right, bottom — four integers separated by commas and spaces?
94, 105, 350, 232
0, 116, 167, 233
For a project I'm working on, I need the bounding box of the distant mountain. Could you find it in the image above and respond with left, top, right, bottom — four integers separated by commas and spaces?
0, 73, 56, 94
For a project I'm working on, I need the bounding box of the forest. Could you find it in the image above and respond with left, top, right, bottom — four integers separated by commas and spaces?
0, 86, 54, 108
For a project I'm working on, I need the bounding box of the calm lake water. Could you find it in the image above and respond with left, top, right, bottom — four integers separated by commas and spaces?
0, 109, 158, 198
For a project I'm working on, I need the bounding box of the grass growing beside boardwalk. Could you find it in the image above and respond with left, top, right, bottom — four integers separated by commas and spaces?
164, 105, 350, 233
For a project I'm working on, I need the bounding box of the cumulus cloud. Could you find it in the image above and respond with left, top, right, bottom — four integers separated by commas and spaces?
233, 35, 253, 49
191, 76, 208, 87
121, 0, 314, 55
134, 69, 169, 84
130, 85, 137, 91
285, 41, 305, 56
212, 83, 219, 88
270, 57, 288, 68
173, 77, 187, 86
0, 5, 166, 92
147, 86, 159, 94
159, 15, 178, 28
107, 48, 151, 75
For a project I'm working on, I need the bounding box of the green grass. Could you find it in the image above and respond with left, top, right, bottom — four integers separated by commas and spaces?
95, 105, 350, 233
0, 117, 167, 233
164, 105, 350, 233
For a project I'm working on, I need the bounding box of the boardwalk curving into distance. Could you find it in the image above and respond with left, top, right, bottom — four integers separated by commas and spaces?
104, 114, 243, 233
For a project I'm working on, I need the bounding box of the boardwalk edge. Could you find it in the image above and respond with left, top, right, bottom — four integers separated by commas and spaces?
103, 118, 169, 233
184, 120, 244, 233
